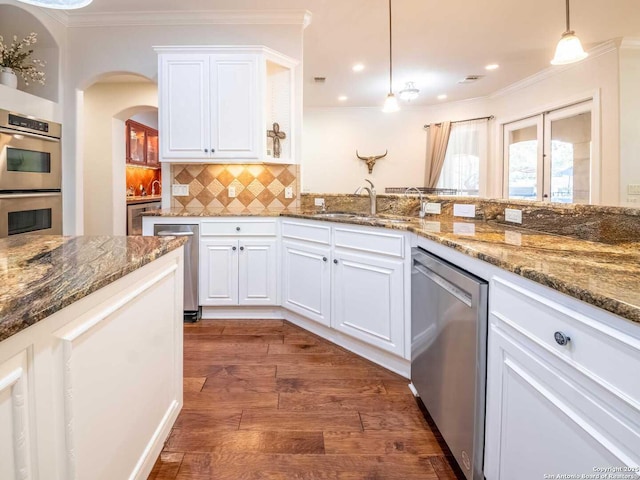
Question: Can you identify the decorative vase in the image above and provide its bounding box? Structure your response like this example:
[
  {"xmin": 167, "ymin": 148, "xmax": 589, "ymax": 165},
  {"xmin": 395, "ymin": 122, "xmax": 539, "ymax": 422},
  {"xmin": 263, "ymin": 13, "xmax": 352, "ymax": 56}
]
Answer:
[{"xmin": 0, "ymin": 67, "xmax": 18, "ymax": 89}]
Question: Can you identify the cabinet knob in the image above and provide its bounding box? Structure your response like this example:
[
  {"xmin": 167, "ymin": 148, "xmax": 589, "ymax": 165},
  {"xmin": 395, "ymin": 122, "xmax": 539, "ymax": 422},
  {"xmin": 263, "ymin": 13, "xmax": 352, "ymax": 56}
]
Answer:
[
  {"xmin": 333, "ymin": 259, "xmax": 338, "ymax": 264},
  {"xmin": 204, "ymin": 148, "xmax": 208, "ymax": 153},
  {"xmin": 212, "ymin": 148, "xmax": 215, "ymax": 153},
  {"xmin": 240, "ymin": 246, "xmax": 245, "ymax": 251},
  {"xmin": 323, "ymin": 257, "xmax": 327, "ymax": 262},
  {"xmin": 236, "ymin": 226, "xmax": 241, "ymax": 232},
  {"xmin": 232, "ymin": 246, "xmax": 237, "ymax": 251},
  {"xmin": 554, "ymin": 331, "xmax": 571, "ymax": 346}
]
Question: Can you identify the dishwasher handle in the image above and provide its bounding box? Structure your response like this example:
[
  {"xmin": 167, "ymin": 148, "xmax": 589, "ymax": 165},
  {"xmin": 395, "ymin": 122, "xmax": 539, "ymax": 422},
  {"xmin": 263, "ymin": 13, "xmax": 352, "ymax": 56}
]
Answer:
[
  {"xmin": 156, "ymin": 231, "xmax": 194, "ymax": 237},
  {"xmin": 413, "ymin": 262, "xmax": 473, "ymax": 308}
]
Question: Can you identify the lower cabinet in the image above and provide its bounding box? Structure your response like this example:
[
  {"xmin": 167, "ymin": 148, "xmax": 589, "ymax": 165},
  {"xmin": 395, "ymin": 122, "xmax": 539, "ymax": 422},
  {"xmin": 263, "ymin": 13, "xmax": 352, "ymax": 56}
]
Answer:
[
  {"xmin": 282, "ymin": 240, "xmax": 331, "ymax": 326},
  {"xmin": 332, "ymin": 250, "xmax": 405, "ymax": 356},
  {"xmin": 484, "ymin": 276, "xmax": 640, "ymax": 480},
  {"xmin": 200, "ymin": 238, "xmax": 277, "ymax": 306}
]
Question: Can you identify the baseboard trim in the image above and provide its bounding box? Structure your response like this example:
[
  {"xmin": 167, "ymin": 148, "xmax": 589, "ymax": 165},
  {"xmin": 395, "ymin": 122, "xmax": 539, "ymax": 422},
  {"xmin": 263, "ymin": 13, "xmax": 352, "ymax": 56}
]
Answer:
[{"xmin": 201, "ymin": 306, "xmax": 285, "ymax": 319}]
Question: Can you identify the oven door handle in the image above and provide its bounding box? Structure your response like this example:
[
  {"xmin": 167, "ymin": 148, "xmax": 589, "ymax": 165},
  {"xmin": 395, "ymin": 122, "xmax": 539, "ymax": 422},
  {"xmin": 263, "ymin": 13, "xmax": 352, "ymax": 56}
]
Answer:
[
  {"xmin": 0, "ymin": 127, "xmax": 60, "ymax": 142},
  {"xmin": 156, "ymin": 231, "xmax": 194, "ymax": 237}
]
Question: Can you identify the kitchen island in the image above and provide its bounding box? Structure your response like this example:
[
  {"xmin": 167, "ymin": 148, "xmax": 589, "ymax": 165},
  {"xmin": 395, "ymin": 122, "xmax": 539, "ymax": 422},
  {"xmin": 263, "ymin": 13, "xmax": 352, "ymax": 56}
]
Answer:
[{"xmin": 0, "ymin": 235, "xmax": 186, "ymax": 480}]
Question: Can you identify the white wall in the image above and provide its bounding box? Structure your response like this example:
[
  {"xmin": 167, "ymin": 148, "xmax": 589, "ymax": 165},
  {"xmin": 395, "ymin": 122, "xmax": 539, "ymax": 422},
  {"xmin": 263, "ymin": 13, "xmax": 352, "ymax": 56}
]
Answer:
[
  {"xmin": 302, "ymin": 99, "xmax": 490, "ymax": 193},
  {"xmin": 131, "ymin": 111, "xmax": 158, "ymax": 130},
  {"xmin": 619, "ymin": 41, "xmax": 640, "ymax": 206},
  {"xmin": 82, "ymin": 82, "xmax": 158, "ymax": 236},
  {"xmin": 66, "ymin": 23, "xmax": 304, "ymax": 234}
]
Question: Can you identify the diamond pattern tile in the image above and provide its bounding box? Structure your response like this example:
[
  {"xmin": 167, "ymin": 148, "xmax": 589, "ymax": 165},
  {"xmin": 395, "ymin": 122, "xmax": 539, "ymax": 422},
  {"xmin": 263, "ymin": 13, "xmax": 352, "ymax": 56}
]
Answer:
[
  {"xmin": 267, "ymin": 179, "xmax": 285, "ymax": 196},
  {"xmin": 237, "ymin": 169, "xmax": 255, "ymax": 187},
  {"xmin": 196, "ymin": 168, "xmax": 215, "ymax": 188},
  {"xmin": 216, "ymin": 169, "xmax": 235, "ymax": 187},
  {"xmin": 174, "ymin": 168, "xmax": 194, "ymax": 185}
]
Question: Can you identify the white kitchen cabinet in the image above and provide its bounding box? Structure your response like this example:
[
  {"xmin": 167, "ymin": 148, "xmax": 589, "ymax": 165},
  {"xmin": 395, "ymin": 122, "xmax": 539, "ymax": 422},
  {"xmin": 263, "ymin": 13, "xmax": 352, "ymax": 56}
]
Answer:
[
  {"xmin": 484, "ymin": 276, "xmax": 640, "ymax": 480},
  {"xmin": 157, "ymin": 46, "xmax": 298, "ymax": 163},
  {"xmin": 282, "ymin": 240, "xmax": 332, "ymax": 327},
  {"xmin": 332, "ymin": 250, "xmax": 405, "ymax": 356},
  {"xmin": 199, "ymin": 219, "xmax": 278, "ymax": 307}
]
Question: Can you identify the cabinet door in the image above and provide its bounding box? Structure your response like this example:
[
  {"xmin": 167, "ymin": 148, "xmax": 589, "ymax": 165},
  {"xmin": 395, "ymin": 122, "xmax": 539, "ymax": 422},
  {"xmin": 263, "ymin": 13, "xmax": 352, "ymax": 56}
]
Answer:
[
  {"xmin": 199, "ymin": 239, "xmax": 238, "ymax": 305},
  {"xmin": 160, "ymin": 54, "xmax": 210, "ymax": 159},
  {"xmin": 210, "ymin": 54, "xmax": 261, "ymax": 159},
  {"xmin": 332, "ymin": 251, "xmax": 404, "ymax": 355},
  {"xmin": 238, "ymin": 239, "xmax": 277, "ymax": 305},
  {"xmin": 146, "ymin": 129, "xmax": 159, "ymax": 167},
  {"xmin": 126, "ymin": 120, "xmax": 147, "ymax": 165},
  {"xmin": 484, "ymin": 328, "xmax": 632, "ymax": 480},
  {"xmin": 282, "ymin": 240, "xmax": 331, "ymax": 326}
]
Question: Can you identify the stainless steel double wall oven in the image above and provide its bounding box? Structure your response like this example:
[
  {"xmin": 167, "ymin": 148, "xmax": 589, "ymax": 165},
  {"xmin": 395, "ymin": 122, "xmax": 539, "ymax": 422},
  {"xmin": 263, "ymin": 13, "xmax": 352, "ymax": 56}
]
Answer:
[{"xmin": 0, "ymin": 109, "xmax": 62, "ymax": 237}]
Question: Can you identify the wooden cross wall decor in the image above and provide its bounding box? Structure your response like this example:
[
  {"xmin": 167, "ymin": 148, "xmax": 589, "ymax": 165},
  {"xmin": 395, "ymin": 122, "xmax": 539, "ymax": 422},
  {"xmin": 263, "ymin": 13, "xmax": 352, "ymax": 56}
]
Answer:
[{"xmin": 267, "ymin": 122, "xmax": 286, "ymax": 158}]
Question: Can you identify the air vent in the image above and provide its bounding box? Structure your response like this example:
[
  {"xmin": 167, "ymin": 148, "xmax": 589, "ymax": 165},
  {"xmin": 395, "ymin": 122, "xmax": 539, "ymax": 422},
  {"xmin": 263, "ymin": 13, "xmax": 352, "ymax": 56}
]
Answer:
[
  {"xmin": 458, "ymin": 75, "xmax": 484, "ymax": 84},
  {"xmin": 313, "ymin": 77, "xmax": 326, "ymax": 83}
]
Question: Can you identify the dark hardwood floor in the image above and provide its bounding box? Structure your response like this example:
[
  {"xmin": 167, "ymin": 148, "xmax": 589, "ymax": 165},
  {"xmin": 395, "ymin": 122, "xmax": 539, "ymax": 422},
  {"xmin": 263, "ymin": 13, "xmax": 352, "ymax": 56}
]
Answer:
[{"xmin": 148, "ymin": 319, "xmax": 464, "ymax": 480}]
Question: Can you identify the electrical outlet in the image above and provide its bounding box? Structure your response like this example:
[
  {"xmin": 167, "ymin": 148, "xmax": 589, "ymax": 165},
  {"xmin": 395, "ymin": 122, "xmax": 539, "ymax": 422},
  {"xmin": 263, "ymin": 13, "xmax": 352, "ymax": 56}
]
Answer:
[
  {"xmin": 228, "ymin": 186, "xmax": 236, "ymax": 198},
  {"xmin": 504, "ymin": 208, "xmax": 523, "ymax": 224},
  {"xmin": 424, "ymin": 202, "xmax": 441, "ymax": 215},
  {"xmin": 453, "ymin": 204, "xmax": 476, "ymax": 218},
  {"xmin": 285, "ymin": 187, "xmax": 294, "ymax": 199},
  {"xmin": 628, "ymin": 184, "xmax": 640, "ymax": 195},
  {"xmin": 314, "ymin": 198, "xmax": 325, "ymax": 207},
  {"xmin": 172, "ymin": 184, "xmax": 189, "ymax": 196}
]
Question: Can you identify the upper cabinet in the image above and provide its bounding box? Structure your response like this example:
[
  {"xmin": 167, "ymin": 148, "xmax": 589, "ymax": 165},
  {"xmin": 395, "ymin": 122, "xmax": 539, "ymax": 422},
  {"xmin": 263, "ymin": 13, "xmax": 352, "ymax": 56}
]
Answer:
[
  {"xmin": 126, "ymin": 120, "xmax": 160, "ymax": 168},
  {"xmin": 156, "ymin": 46, "xmax": 298, "ymax": 164}
]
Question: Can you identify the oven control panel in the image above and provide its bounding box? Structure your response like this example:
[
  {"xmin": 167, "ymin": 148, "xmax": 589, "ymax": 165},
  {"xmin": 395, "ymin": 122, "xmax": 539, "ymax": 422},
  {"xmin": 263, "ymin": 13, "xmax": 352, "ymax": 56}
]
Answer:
[{"xmin": 8, "ymin": 114, "xmax": 49, "ymax": 133}]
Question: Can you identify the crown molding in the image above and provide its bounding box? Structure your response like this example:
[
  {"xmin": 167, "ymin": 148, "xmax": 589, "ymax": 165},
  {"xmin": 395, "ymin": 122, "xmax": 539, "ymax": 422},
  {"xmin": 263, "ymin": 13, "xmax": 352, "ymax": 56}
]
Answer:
[
  {"xmin": 620, "ymin": 37, "xmax": 640, "ymax": 49},
  {"xmin": 46, "ymin": 9, "xmax": 312, "ymax": 28},
  {"xmin": 153, "ymin": 45, "xmax": 299, "ymax": 66},
  {"xmin": 490, "ymin": 39, "xmax": 619, "ymax": 99}
]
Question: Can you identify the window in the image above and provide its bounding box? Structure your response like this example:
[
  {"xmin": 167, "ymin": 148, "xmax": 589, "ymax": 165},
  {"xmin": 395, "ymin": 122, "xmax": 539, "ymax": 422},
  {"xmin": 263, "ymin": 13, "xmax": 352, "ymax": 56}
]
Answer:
[
  {"xmin": 503, "ymin": 101, "xmax": 593, "ymax": 203},
  {"xmin": 437, "ymin": 119, "xmax": 486, "ymax": 196}
]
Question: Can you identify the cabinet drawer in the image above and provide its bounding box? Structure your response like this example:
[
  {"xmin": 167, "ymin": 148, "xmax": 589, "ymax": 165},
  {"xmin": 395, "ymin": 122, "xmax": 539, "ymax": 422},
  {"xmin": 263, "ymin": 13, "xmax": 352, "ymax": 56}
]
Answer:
[
  {"xmin": 334, "ymin": 226, "xmax": 405, "ymax": 258},
  {"xmin": 201, "ymin": 219, "xmax": 277, "ymax": 236},
  {"xmin": 281, "ymin": 220, "xmax": 331, "ymax": 245},
  {"xmin": 490, "ymin": 276, "xmax": 640, "ymax": 402}
]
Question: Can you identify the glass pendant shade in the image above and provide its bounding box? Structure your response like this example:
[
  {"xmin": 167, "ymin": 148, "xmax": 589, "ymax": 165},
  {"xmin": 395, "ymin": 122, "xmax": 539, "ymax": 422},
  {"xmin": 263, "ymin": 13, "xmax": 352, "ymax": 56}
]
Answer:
[
  {"xmin": 399, "ymin": 81, "xmax": 420, "ymax": 101},
  {"xmin": 15, "ymin": 0, "xmax": 93, "ymax": 9},
  {"xmin": 382, "ymin": 93, "xmax": 400, "ymax": 113},
  {"xmin": 551, "ymin": 31, "xmax": 588, "ymax": 65}
]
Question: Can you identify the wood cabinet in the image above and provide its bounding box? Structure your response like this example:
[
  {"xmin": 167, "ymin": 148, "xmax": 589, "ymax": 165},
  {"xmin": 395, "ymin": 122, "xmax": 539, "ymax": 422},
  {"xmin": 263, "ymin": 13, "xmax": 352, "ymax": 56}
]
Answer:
[
  {"xmin": 156, "ymin": 46, "xmax": 298, "ymax": 163},
  {"xmin": 126, "ymin": 119, "xmax": 159, "ymax": 168},
  {"xmin": 199, "ymin": 219, "xmax": 278, "ymax": 306},
  {"xmin": 484, "ymin": 275, "xmax": 640, "ymax": 479}
]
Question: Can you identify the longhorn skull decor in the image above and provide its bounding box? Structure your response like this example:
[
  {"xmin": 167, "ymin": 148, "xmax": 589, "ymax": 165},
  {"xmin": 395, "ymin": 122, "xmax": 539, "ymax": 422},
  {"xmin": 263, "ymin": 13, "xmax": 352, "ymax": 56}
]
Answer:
[{"xmin": 356, "ymin": 150, "xmax": 388, "ymax": 174}]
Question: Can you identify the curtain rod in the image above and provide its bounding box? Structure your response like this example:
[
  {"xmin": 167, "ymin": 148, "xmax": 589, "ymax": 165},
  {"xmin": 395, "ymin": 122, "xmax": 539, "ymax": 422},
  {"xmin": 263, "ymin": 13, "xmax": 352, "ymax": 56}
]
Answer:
[{"xmin": 423, "ymin": 115, "xmax": 494, "ymax": 129}]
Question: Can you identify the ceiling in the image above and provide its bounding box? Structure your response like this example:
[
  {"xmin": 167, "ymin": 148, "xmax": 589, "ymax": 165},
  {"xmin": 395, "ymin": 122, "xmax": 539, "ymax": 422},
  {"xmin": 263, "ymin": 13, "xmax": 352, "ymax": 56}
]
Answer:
[{"xmin": 74, "ymin": 0, "xmax": 640, "ymax": 107}]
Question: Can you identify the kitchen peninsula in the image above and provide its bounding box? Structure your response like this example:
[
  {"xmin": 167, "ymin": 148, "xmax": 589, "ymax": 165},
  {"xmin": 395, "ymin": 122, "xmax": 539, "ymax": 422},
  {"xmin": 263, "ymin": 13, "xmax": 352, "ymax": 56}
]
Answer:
[{"xmin": 0, "ymin": 235, "xmax": 186, "ymax": 480}]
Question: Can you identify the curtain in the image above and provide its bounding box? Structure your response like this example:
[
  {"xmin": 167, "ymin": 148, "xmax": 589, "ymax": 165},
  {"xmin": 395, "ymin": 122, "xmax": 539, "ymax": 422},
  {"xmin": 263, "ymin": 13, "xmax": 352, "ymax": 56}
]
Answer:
[
  {"xmin": 437, "ymin": 119, "xmax": 486, "ymax": 196},
  {"xmin": 424, "ymin": 121, "xmax": 452, "ymax": 188}
]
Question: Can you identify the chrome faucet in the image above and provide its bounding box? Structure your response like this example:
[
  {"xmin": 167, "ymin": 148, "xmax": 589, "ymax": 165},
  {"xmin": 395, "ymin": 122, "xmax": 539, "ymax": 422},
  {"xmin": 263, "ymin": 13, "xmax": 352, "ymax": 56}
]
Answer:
[
  {"xmin": 151, "ymin": 180, "xmax": 161, "ymax": 196},
  {"xmin": 405, "ymin": 187, "xmax": 426, "ymax": 218},
  {"xmin": 359, "ymin": 179, "xmax": 376, "ymax": 215}
]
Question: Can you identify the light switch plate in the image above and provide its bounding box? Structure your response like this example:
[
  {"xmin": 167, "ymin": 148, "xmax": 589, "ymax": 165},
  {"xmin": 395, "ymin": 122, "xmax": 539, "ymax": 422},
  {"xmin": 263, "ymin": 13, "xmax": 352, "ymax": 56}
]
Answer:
[
  {"xmin": 453, "ymin": 204, "xmax": 476, "ymax": 218},
  {"xmin": 424, "ymin": 202, "xmax": 441, "ymax": 214},
  {"xmin": 228, "ymin": 186, "xmax": 236, "ymax": 198},
  {"xmin": 314, "ymin": 198, "xmax": 325, "ymax": 207},
  {"xmin": 504, "ymin": 208, "xmax": 523, "ymax": 224},
  {"xmin": 285, "ymin": 187, "xmax": 294, "ymax": 199},
  {"xmin": 172, "ymin": 184, "xmax": 189, "ymax": 196}
]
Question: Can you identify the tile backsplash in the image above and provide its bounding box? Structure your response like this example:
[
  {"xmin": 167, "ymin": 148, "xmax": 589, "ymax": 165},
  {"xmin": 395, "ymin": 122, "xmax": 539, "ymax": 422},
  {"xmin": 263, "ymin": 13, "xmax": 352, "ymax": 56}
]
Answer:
[
  {"xmin": 126, "ymin": 166, "xmax": 162, "ymax": 197},
  {"xmin": 171, "ymin": 164, "xmax": 299, "ymax": 210}
]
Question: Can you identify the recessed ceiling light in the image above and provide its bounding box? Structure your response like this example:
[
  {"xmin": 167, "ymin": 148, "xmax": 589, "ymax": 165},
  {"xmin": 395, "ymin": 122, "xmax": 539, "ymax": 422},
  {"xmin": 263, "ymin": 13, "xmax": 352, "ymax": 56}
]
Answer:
[
  {"xmin": 338, "ymin": 95, "xmax": 348, "ymax": 102},
  {"xmin": 485, "ymin": 64, "xmax": 500, "ymax": 71},
  {"xmin": 352, "ymin": 63, "xmax": 365, "ymax": 72},
  {"xmin": 437, "ymin": 94, "xmax": 448, "ymax": 100}
]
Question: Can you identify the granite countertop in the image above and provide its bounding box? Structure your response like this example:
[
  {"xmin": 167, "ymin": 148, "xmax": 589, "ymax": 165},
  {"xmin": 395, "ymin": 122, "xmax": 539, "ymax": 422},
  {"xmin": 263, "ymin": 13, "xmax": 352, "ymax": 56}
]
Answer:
[
  {"xmin": 143, "ymin": 206, "xmax": 304, "ymax": 217},
  {"xmin": 282, "ymin": 213, "xmax": 640, "ymax": 325},
  {"xmin": 0, "ymin": 235, "xmax": 188, "ymax": 342},
  {"xmin": 127, "ymin": 195, "xmax": 162, "ymax": 205}
]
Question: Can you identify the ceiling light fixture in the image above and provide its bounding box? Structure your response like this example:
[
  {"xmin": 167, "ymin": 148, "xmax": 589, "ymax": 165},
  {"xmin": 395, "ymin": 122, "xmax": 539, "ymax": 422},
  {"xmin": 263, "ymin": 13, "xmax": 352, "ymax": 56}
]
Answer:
[
  {"xmin": 382, "ymin": 0, "xmax": 399, "ymax": 113},
  {"xmin": 485, "ymin": 64, "xmax": 499, "ymax": 71},
  {"xmin": 437, "ymin": 94, "xmax": 448, "ymax": 100},
  {"xmin": 15, "ymin": 0, "xmax": 92, "ymax": 9},
  {"xmin": 352, "ymin": 63, "xmax": 365, "ymax": 72},
  {"xmin": 551, "ymin": 0, "xmax": 588, "ymax": 65},
  {"xmin": 399, "ymin": 81, "xmax": 420, "ymax": 101}
]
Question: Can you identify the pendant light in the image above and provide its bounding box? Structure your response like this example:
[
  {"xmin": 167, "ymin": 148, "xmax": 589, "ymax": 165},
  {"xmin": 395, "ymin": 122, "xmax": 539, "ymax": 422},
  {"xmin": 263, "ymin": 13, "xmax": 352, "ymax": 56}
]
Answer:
[
  {"xmin": 15, "ymin": 0, "xmax": 92, "ymax": 9},
  {"xmin": 551, "ymin": 0, "xmax": 588, "ymax": 65},
  {"xmin": 382, "ymin": 0, "xmax": 399, "ymax": 113},
  {"xmin": 399, "ymin": 81, "xmax": 420, "ymax": 101}
]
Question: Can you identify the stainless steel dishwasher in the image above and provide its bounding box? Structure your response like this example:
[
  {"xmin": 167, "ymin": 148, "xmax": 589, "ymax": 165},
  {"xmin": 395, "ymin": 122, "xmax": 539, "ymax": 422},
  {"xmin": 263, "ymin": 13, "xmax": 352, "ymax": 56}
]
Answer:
[
  {"xmin": 154, "ymin": 224, "xmax": 201, "ymax": 322},
  {"xmin": 411, "ymin": 247, "xmax": 488, "ymax": 480}
]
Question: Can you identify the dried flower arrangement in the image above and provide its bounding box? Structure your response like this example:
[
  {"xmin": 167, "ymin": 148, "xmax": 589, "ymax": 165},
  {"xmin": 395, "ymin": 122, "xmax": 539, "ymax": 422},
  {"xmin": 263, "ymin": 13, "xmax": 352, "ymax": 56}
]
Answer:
[{"xmin": 0, "ymin": 33, "xmax": 46, "ymax": 86}]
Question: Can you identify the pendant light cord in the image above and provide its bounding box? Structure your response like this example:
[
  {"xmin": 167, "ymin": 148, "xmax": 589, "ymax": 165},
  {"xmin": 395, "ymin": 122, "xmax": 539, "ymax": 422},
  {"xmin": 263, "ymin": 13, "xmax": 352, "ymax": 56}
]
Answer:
[
  {"xmin": 388, "ymin": 0, "xmax": 393, "ymax": 95},
  {"xmin": 565, "ymin": 0, "xmax": 571, "ymax": 33}
]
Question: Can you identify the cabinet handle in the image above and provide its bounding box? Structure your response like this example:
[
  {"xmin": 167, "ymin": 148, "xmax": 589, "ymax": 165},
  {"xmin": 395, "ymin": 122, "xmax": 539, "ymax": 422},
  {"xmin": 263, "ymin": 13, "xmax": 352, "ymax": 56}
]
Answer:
[
  {"xmin": 322, "ymin": 257, "xmax": 327, "ymax": 262},
  {"xmin": 333, "ymin": 259, "xmax": 338, "ymax": 264},
  {"xmin": 232, "ymin": 246, "xmax": 237, "ymax": 251},
  {"xmin": 554, "ymin": 331, "xmax": 571, "ymax": 346},
  {"xmin": 236, "ymin": 227, "xmax": 241, "ymax": 232},
  {"xmin": 240, "ymin": 246, "xmax": 245, "ymax": 251}
]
